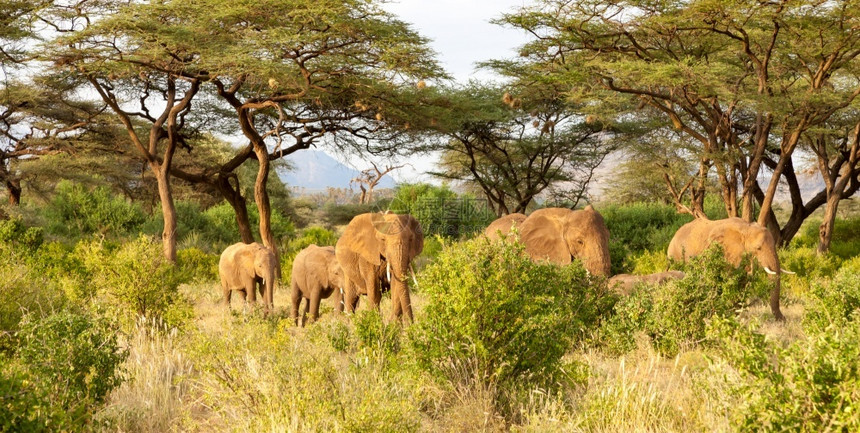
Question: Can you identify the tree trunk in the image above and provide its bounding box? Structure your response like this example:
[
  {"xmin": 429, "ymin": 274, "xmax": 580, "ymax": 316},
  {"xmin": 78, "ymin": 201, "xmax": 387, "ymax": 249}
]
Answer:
[
  {"xmin": 6, "ymin": 179, "xmax": 21, "ymax": 206},
  {"xmin": 154, "ymin": 167, "xmax": 177, "ymax": 262},
  {"xmin": 818, "ymin": 194, "xmax": 840, "ymax": 254},
  {"xmin": 215, "ymin": 174, "xmax": 254, "ymax": 243},
  {"xmin": 251, "ymin": 146, "xmax": 279, "ymax": 276}
]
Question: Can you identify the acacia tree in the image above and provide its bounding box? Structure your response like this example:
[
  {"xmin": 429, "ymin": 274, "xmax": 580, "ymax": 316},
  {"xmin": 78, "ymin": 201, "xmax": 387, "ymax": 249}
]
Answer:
[
  {"xmin": 430, "ymin": 82, "xmax": 617, "ymax": 215},
  {"xmin": 502, "ymin": 0, "xmax": 860, "ymax": 245},
  {"xmin": 0, "ymin": 80, "xmax": 109, "ymax": 205},
  {"xmin": 185, "ymin": 0, "xmax": 443, "ymax": 255},
  {"xmin": 351, "ymin": 162, "xmax": 406, "ymax": 204}
]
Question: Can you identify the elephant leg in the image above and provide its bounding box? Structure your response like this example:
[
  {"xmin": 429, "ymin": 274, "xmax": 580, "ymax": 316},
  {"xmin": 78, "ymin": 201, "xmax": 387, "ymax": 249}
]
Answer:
[
  {"xmin": 309, "ymin": 292, "xmax": 322, "ymax": 324},
  {"xmin": 290, "ymin": 283, "xmax": 302, "ymax": 326},
  {"xmin": 391, "ymin": 287, "xmax": 402, "ymax": 318},
  {"xmin": 300, "ymin": 298, "xmax": 309, "ymax": 327},
  {"xmin": 222, "ymin": 285, "xmax": 232, "ymax": 309},
  {"xmin": 246, "ymin": 280, "xmax": 257, "ymax": 304},
  {"xmin": 364, "ymin": 271, "xmax": 381, "ymax": 310},
  {"xmin": 399, "ymin": 287, "xmax": 414, "ymax": 323}
]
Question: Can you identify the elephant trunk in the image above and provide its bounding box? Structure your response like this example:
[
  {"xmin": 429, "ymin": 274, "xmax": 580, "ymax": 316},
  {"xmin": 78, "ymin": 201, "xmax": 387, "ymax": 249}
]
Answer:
[
  {"xmin": 585, "ymin": 243, "xmax": 612, "ymax": 277},
  {"xmin": 263, "ymin": 269, "xmax": 275, "ymax": 312},
  {"xmin": 757, "ymin": 249, "xmax": 784, "ymax": 321},
  {"xmin": 388, "ymin": 249, "xmax": 414, "ymax": 323}
]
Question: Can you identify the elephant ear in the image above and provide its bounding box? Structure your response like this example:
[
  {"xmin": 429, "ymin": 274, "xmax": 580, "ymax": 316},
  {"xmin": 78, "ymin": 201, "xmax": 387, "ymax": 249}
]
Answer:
[
  {"xmin": 706, "ymin": 224, "xmax": 745, "ymax": 265},
  {"xmin": 341, "ymin": 213, "xmax": 383, "ymax": 266},
  {"xmin": 519, "ymin": 208, "xmax": 572, "ymax": 265}
]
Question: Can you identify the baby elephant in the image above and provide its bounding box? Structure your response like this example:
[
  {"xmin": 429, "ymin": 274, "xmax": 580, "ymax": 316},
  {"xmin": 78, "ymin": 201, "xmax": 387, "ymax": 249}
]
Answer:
[
  {"xmin": 607, "ymin": 271, "xmax": 686, "ymax": 296},
  {"xmin": 290, "ymin": 245, "xmax": 344, "ymax": 326}
]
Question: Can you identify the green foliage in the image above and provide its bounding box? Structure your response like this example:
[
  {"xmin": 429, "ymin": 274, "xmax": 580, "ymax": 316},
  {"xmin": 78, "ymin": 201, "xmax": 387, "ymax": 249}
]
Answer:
[
  {"xmin": 601, "ymin": 202, "xmax": 693, "ymax": 274},
  {"xmin": 0, "ymin": 243, "xmax": 70, "ymax": 346},
  {"xmin": 74, "ymin": 236, "xmax": 192, "ymax": 331},
  {"xmin": 409, "ymin": 236, "xmax": 612, "ymax": 389},
  {"xmin": 43, "ymin": 181, "xmax": 146, "ymax": 238},
  {"xmin": 602, "ymin": 246, "xmax": 766, "ymax": 355},
  {"xmin": 5, "ymin": 311, "xmax": 127, "ymax": 431},
  {"xmin": 176, "ymin": 247, "xmax": 219, "ymax": 283},
  {"xmin": 803, "ymin": 268, "xmax": 860, "ymax": 332},
  {"xmin": 0, "ymin": 217, "xmax": 43, "ymax": 249},
  {"xmin": 390, "ymin": 183, "xmax": 494, "ymax": 239},
  {"xmin": 355, "ymin": 310, "xmax": 402, "ymax": 356},
  {"xmin": 794, "ymin": 216, "xmax": 860, "ymax": 258},
  {"xmin": 778, "ymin": 246, "xmax": 843, "ymax": 298},
  {"xmin": 143, "ymin": 201, "xmax": 297, "ymax": 253},
  {"xmin": 322, "ymin": 201, "xmax": 381, "ymax": 226},
  {"xmin": 707, "ymin": 316, "xmax": 860, "ymax": 431}
]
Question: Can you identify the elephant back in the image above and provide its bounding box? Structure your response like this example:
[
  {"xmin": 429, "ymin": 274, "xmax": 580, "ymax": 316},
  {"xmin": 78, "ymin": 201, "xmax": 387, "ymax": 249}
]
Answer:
[{"xmin": 484, "ymin": 213, "xmax": 527, "ymax": 240}]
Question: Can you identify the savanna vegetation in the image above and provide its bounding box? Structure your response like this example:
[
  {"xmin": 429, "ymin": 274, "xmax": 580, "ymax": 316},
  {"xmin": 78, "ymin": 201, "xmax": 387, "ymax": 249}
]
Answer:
[{"xmin": 3, "ymin": 0, "xmax": 860, "ymax": 432}]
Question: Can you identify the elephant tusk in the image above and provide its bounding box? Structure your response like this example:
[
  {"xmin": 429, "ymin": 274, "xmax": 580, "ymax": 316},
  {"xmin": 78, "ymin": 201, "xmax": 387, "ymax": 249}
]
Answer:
[
  {"xmin": 386, "ymin": 262, "xmax": 391, "ymax": 282},
  {"xmin": 781, "ymin": 269, "xmax": 796, "ymax": 275},
  {"xmin": 410, "ymin": 264, "xmax": 418, "ymax": 286},
  {"xmin": 340, "ymin": 287, "xmax": 344, "ymax": 307},
  {"xmin": 763, "ymin": 266, "xmax": 778, "ymax": 275}
]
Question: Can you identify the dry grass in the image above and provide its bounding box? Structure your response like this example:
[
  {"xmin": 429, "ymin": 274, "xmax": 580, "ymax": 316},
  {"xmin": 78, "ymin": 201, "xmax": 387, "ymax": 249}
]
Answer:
[{"xmin": 98, "ymin": 279, "xmax": 810, "ymax": 432}]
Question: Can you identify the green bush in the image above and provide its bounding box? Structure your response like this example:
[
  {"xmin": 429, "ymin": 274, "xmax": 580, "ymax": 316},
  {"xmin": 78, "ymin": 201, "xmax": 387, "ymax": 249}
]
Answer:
[
  {"xmin": 707, "ymin": 316, "xmax": 860, "ymax": 431},
  {"xmin": 355, "ymin": 310, "xmax": 401, "ymax": 356},
  {"xmin": 176, "ymin": 247, "xmax": 219, "ymax": 283},
  {"xmin": 602, "ymin": 246, "xmax": 767, "ymax": 355},
  {"xmin": 409, "ymin": 237, "xmax": 612, "ymax": 390},
  {"xmin": 8, "ymin": 311, "xmax": 127, "ymax": 431},
  {"xmin": 804, "ymin": 268, "xmax": 860, "ymax": 332},
  {"xmin": 390, "ymin": 183, "xmax": 495, "ymax": 239},
  {"xmin": 0, "ymin": 244, "xmax": 70, "ymax": 347},
  {"xmin": 778, "ymin": 246, "xmax": 842, "ymax": 298},
  {"xmin": 601, "ymin": 202, "xmax": 693, "ymax": 274},
  {"xmin": 0, "ymin": 217, "xmax": 43, "ymax": 249},
  {"xmin": 43, "ymin": 181, "xmax": 146, "ymax": 238},
  {"xmin": 793, "ymin": 216, "xmax": 860, "ymax": 259},
  {"xmin": 143, "ymin": 201, "xmax": 297, "ymax": 253},
  {"xmin": 73, "ymin": 236, "xmax": 192, "ymax": 331}
]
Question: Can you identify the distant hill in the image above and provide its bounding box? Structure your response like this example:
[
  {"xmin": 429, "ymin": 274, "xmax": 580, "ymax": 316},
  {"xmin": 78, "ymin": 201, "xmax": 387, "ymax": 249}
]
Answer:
[{"xmin": 278, "ymin": 150, "xmax": 396, "ymax": 192}]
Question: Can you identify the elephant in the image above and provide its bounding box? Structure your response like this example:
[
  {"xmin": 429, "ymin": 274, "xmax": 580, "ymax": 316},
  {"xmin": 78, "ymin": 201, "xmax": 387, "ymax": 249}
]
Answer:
[
  {"xmin": 335, "ymin": 257, "xmax": 393, "ymax": 314},
  {"xmin": 485, "ymin": 206, "xmax": 612, "ymax": 276},
  {"xmin": 335, "ymin": 212, "xmax": 423, "ymax": 322},
  {"xmin": 667, "ymin": 217, "xmax": 792, "ymax": 320},
  {"xmin": 484, "ymin": 213, "xmax": 527, "ymax": 241},
  {"xmin": 290, "ymin": 245, "xmax": 344, "ymax": 326},
  {"xmin": 607, "ymin": 271, "xmax": 686, "ymax": 296},
  {"xmin": 218, "ymin": 242, "xmax": 278, "ymax": 312}
]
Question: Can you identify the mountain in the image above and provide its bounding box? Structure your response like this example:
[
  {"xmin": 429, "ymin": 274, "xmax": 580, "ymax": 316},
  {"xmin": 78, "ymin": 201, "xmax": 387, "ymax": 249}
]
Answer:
[{"xmin": 278, "ymin": 150, "xmax": 396, "ymax": 192}]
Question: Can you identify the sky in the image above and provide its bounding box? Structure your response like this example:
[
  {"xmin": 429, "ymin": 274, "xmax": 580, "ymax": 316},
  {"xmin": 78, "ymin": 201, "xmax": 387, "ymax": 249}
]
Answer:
[{"xmin": 333, "ymin": 0, "xmax": 534, "ymax": 183}]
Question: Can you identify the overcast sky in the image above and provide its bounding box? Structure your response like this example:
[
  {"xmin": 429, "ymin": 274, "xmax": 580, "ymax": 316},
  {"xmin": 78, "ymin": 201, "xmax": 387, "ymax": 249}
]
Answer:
[{"xmin": 335, "ymin": 0, "xmax": 534, "ymax": 182}]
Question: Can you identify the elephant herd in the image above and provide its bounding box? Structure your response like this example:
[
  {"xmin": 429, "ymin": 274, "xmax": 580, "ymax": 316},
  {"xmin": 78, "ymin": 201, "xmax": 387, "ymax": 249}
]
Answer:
[
  {"xmin": 218, "ymin": 212, "xmax": 423, "ymax": 326},
  {"xmin": 217, "ymin": 206, "xmax": 792, "ymax": 325}
]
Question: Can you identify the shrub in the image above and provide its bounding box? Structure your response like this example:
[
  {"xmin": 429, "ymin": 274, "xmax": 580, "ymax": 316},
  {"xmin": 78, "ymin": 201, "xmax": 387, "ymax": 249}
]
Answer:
[
  {"xmin": 707, "ymin": 316, "xmax": 860, "ymax": 431},
  {"xmin": 43, "ymin": 181, "xmax": 146, "ymax": 238},
  {"xmin": 390, "ymin": 183, "xmax": 495, "ymax": 239},
  {"xmin": 601, "ymin": 202, "xmax": 693, "ymax": 274},
  {"xmin": 409, "ymin": 236, "xmax": 612, "ymax": 390},
  {"xmin": 602, "ymin": 245, "xmax": 767, "ymax": 355},
  {"xmin": 176, "ymin": 247, "xmax": 219, "ymax": 283},
  {"xmin": 803, "ymin": 268, "xmax": 860, "ymax": 332},
  {"xmin": 0, "ymin": 244, "xmax": 69, "ymax": 347},
  {"xmin": 0, "ymin": 217, "xmax": 43, "ymax": 249},
  {"xmin": 355, "ymin": 310, "xmax": 401, "ymax": 356},
  {"xmin": 793, "ymin": 216, "xmax": 860, "ymax": 259},
  {"xmin": 74, "ymin": 236, "xmax": 192, "ymax": 331},
  {"xmin": 10, "ymin": 311, "xmax": 127, "ymax": 431},
  {"xmin": 778, "ymin": 246, "xmax": 842, "ymax": 298}
]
